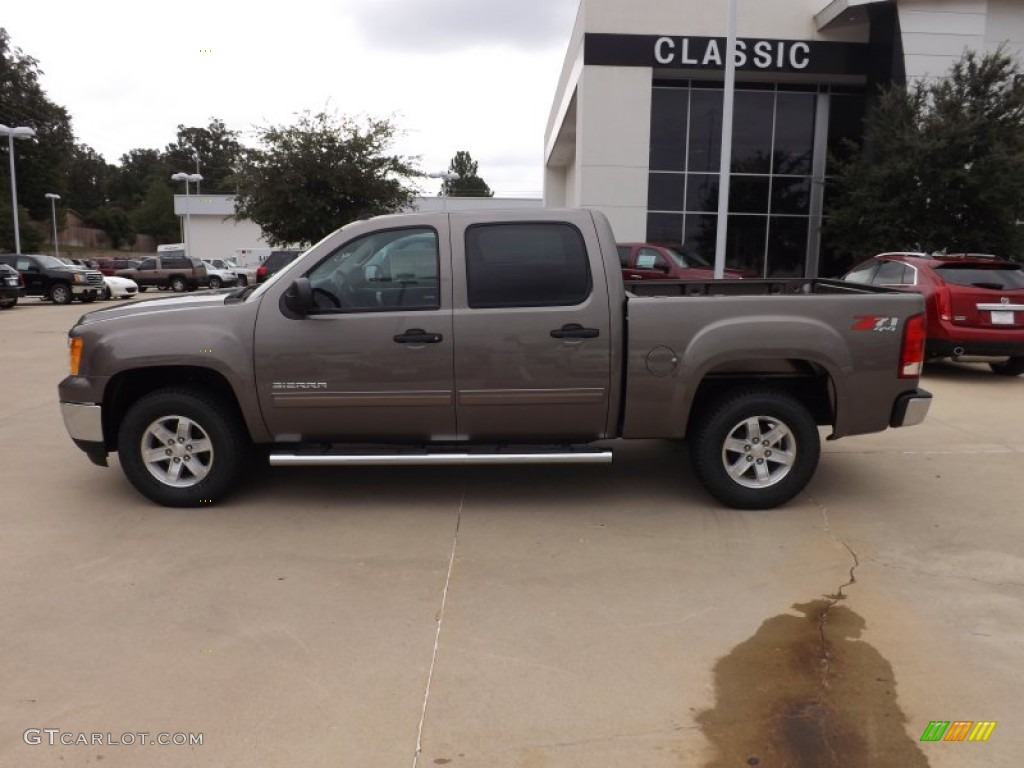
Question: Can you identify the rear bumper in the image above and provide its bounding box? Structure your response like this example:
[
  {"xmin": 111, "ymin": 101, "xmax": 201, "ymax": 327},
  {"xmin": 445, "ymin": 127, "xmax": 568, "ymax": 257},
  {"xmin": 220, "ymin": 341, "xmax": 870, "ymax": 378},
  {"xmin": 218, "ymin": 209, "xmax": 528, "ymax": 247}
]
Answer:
[
  {"xmin": 928, "ymin": 338, "xmax": 1024, "ymax": 358},
  {"xmin": 891, "ymin": 389, "xmax": 932, "ymax": 428}
]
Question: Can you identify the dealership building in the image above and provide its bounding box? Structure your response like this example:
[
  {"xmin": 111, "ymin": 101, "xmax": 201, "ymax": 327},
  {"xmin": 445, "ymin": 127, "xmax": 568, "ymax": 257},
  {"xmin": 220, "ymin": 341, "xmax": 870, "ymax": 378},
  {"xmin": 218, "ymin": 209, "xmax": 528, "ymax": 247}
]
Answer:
[{"xmin": 545, "ymin": 0, "xmax": 1024, "ymax": 277}]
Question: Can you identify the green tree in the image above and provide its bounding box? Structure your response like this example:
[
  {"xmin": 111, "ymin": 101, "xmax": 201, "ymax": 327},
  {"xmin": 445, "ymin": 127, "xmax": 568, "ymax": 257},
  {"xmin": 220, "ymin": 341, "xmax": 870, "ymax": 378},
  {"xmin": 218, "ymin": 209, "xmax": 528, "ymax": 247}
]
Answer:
[
  {"xmin": 233, "ymin": 111, "xmax": 419, "ymax": 246},
  {"xmin": 164, "ymin": 118, "xmax": 242, "ymax": 194},
  {"xmin": 88, "ymin": 205, "xmax": 134, "ymax": 249},
  {"xmin": 129, "ymin": 178, "xmax": 180, "ymax": 243},
  {"xmin": 64, "ymin": 142, "xmax": 115, "ymax": 214},
  {"xmin": 108, "ymin": 148, "xmax": 171, "ymax": 210},
  {"xmin": 826, "ymin": 48, "xmax": 1024, "ymax": 268},
  {"xmin": 0, "ymin": 27, "xmax": 75, "ymax": 249},
  {"xmin": 441, "ymin": 150, "xmax": 494, "ymax": 197}
]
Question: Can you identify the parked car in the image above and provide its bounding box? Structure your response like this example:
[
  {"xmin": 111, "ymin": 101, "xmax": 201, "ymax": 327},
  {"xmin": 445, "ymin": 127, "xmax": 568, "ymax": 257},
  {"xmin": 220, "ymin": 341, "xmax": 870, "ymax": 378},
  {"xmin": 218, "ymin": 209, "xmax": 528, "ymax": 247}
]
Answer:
[
  {"xmin": 843, "ymin": 252, "xmax": 1024, "ymax": 375},
  {"xmin": 618, "ymin": 242, "xmax": 748, "ymax": 280},
  {"xmin": 200, "ymin": 260, "xmax": 240, "ymax": 290},
  {"xmin": 209, "ymin": 258, "xmax": 256, "ymax": 286},
  {"xmin": 115, "ymin": 253, "xmax": 208, "ymax": 293},
  {"xmin": 59, "ymin": 209, "xmax": 931, "ymax": 509},
  {"xmin": 0, "ymin": 262, "xmax": 23, "ymax": 309},
  {"xmin": 256, "ymin": 250, "xmax": 302, "ymax": 283},
  {"xmin": 100, "ymin": 275, "xmax": 139, "ymax": 300},
  {"xmin": 0, "ymin": 253, "xmax": 103, "ymax": 304},
  {"xmin": 93, "ymin": 257, "xmax": 142, "ymax": 276}
]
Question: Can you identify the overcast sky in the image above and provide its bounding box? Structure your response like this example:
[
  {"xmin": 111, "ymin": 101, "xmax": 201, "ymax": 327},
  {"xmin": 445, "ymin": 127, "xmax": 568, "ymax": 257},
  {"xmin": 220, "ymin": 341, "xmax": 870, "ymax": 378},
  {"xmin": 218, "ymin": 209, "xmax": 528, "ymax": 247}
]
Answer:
[{"xmin": 2, "ymin": 0, "xmax": 580, "ymax": 197}]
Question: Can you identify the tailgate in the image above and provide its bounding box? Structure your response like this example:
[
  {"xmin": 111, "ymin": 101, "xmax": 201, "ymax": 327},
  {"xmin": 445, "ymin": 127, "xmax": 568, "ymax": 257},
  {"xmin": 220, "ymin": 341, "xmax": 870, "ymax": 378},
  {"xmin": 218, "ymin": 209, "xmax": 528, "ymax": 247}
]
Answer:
[{"xmin": 938, "ymin": 264, "xmax": 1024, "ymax": 328}]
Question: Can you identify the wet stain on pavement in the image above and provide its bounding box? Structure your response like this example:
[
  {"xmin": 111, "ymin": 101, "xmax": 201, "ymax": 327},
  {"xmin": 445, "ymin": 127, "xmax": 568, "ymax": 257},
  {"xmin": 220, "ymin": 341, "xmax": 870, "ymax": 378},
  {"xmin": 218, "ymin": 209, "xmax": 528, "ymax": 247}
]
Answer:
[{"xmin": 696, "ymin": 599, "xmax": 929, "ymax": 767}]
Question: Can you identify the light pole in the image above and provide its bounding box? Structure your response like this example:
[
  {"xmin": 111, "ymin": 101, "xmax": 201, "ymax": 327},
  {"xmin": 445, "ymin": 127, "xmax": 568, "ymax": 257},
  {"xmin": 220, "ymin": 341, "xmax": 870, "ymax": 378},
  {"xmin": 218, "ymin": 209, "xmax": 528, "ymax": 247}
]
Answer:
[
  {"xmin": 0, "ymin": 124, "xmax": 38, "ymax": 254},
  {"xmin": 171, "ymin": 172, "xmax": 203, "ymax": 257},
  {"xmin": 45, "ymin": 193, "xmax": 61, "ymax": 257},
  {"xmin": 427, "ymin": 171, "xmax": 461, "ymax": 211}
]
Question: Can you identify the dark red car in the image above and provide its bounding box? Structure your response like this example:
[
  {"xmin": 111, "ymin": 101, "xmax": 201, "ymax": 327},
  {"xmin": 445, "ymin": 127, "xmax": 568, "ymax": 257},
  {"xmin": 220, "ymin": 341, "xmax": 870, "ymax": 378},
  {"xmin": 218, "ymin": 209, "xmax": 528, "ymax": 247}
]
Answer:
[
  {"xmin": 843, "ymin": 252, "xmax": 1024, "ymax": 376},
  {"xmin": 617, "ymin": 243, "xmax": 747, "ymax": 281}
]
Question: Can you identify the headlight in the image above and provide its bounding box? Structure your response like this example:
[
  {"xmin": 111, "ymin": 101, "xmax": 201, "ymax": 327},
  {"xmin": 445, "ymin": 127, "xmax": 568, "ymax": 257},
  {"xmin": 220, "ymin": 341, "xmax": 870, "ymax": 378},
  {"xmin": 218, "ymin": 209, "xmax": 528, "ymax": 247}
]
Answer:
[
  {"xmin": 69, "ymin": 337, "xmax": 83, "ymax": 375},
  {"xmin": 73, "ymin": 273, "xmax": 86, "ymax": 284}
]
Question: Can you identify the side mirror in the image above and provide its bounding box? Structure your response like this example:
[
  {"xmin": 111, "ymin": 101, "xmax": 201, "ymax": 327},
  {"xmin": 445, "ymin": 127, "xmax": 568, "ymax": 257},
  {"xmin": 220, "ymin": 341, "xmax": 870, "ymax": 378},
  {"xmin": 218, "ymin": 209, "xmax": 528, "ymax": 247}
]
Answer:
[
  {"xmin": 655, "ymin": 262, "xmax": 671, "ymax": 273},
  {"xmin": 284, "ymin": 277, "xmax": 313, "ymax": 315}
]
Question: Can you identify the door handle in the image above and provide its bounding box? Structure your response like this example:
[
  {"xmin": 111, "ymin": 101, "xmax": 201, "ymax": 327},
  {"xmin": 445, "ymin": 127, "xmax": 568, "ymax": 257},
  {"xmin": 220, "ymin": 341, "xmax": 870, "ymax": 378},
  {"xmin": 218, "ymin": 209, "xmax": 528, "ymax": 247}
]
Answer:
[
  {"xmin": 550, "ymin": 323, "xmax": 600, "ymax": 339},
  {"xmin": 394, "ymin": 329, "xmax": 443, "ymax": 344}
]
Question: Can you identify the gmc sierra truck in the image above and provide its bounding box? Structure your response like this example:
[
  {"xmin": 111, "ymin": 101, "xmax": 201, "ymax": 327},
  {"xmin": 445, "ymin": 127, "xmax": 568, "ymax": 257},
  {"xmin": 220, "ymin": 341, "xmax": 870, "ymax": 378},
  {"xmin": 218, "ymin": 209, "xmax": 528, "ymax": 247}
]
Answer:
[{"xmin": 58, "ymin": 209, "xmax": 932, "ymax": 509}]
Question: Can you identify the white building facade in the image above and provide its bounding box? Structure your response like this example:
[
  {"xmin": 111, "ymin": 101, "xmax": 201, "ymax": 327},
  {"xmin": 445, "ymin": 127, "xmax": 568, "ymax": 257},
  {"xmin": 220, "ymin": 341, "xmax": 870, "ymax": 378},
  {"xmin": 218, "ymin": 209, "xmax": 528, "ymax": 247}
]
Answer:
[{"xmin": 545, "ymin": 0, "xmax": 1024, "ymax": 277}]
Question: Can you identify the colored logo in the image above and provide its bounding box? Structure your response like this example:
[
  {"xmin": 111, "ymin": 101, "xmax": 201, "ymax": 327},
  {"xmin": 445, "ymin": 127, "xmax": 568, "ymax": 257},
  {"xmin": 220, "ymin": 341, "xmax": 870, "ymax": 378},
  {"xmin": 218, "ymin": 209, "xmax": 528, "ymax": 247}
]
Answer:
[{"xmin": 920, "ymin": 721, "xmax": 996, "ymax": 742}]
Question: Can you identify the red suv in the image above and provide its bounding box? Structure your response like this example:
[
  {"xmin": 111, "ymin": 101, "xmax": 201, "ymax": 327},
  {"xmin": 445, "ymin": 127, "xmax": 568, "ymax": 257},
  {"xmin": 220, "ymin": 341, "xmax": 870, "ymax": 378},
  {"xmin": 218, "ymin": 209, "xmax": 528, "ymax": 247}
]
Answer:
[
  {"xmin": 618, "ymin": 243, "xmax": 747, "ymax": 281},
  {"xmin": 843, "ymin": 252, "xmax": 1024, "ymax": 375}
]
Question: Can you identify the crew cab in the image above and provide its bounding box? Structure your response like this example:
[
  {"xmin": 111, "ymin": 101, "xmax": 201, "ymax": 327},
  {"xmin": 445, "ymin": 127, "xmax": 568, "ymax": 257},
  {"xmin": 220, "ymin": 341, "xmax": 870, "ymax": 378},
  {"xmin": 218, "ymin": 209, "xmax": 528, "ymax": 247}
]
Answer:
[
  {"xmin": 115, "ymin": 253, "xmax": 208, "ymax": 293},
  {"xmin": 59, "ymin": 209, "xmax": 931, "ymax": 509},
  {"xmin": 0, "ymin": 253, "xmax": 103, "ymax": 304},
  {"xmin": 844, "ymin": 252, "xmax": 1024, "ymax": 376}
]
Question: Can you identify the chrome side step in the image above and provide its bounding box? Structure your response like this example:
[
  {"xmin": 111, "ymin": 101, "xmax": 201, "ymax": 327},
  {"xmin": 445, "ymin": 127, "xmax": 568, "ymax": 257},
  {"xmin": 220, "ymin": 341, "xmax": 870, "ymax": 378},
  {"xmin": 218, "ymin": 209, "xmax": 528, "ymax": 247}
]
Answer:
[{"xmin": 269, "ymin": 447, "xmax": 613, "ymax": 467}]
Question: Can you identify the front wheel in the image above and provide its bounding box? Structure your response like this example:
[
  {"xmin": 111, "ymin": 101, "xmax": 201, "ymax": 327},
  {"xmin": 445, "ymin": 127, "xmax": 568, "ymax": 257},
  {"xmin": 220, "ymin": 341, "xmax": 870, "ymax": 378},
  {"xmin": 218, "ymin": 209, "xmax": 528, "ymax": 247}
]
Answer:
[
  {"xmin": 690, "ymin": 389, "xmax": 821, "ymax": 510},
  {"xmin": 0, "ymin": 298, "xmax": 15, "ymax": 309},
  {"xmin": 208, "ymin": 276, "xmax": 222, "ymax": 290},
  {"xmin": 989, "ymin": 357, "xmax": 1024, "ymax": 377},
  {"xmin": 117, "ymin": 388, "xmax": 249, "ymax": 507},
  {"xmin": 102, "ymin": 286, "xmax": 112, "ymax": 300},
  {"xmin": 49, "ymin": 283, "xmax": 73, "ymax": 305}
]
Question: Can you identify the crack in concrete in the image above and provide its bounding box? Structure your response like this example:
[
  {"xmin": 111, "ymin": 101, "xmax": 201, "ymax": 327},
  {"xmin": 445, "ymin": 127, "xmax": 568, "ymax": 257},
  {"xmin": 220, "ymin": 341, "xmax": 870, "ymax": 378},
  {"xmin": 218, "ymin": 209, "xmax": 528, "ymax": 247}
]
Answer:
[{"xmin": 817, "ymin": 505, "xmax": 860, "ymax": 690}]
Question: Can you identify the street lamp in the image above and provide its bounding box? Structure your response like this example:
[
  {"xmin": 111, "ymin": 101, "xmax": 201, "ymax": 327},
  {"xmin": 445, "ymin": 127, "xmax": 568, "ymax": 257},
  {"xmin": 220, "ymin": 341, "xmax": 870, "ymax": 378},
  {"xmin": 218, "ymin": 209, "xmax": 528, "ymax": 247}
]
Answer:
[
  {"xmin": 0, "ymin": 124, "xmax": 38, "ymax": 254},
  {"xmin": 171, "ymin": 172, "xmax": 203, "ymax": 257},
  {"xmin": 426, "ymin": 171, "xmax": 461, "ymax": 211},
  {"xmin": 45, "ymin": 193, "xmax": 61, "ymax": 257}
]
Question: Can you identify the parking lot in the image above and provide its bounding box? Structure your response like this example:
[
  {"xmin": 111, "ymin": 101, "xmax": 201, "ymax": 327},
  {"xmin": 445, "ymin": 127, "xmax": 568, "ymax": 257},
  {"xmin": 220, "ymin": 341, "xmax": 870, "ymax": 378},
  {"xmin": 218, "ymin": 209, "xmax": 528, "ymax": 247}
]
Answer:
[{"xmin": 2, "ymin": 296, "xmax": 1022, "ymax": 767}]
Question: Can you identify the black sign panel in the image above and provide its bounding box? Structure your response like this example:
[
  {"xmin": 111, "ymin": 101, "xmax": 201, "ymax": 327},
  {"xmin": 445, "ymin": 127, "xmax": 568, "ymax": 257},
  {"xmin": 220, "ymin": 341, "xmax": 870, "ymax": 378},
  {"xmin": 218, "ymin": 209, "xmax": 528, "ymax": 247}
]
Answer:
[{"xmin": 585, "ymin": 33, "xmax": 869, "ymax": 76}]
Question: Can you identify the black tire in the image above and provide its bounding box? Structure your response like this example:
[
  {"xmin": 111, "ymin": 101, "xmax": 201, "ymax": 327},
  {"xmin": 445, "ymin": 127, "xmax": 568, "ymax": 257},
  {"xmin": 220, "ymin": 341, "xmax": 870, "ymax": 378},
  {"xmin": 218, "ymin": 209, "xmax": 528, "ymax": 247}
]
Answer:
[
  {"xmin": 116, "ymin": 388, "xmax": 249, "ymax": 507},
  {"xmin": 102, "ymin": 286, "xmax": 112, "ymax": 300},
  {"xmin": 237, "ymin": 275, "xmax": 248, "ymax": 287},
  {"xmin": 170, "ymin": 276, "xmax": 187, "ymax": 293},
  {"xmin": 138, "ymin": 286, "xmax": 148, "ymax": 292},
  {"xmin": 49, "ymin": 283, "xmax": 73, "ymax": 305},
  {"xmin": 208, "ymin": 276, "xmax": 222, "ymax": 290},
  {"xmin": 989, "ymin": 357, "xmax": 1024, "ymax": 377},
  {"xmin": 690, "ymin": 389, "xmax": 821, "ymax": 510},
  {"xmin": 0, "ymin": 298, "xmax": 15, "ymax": 309}
]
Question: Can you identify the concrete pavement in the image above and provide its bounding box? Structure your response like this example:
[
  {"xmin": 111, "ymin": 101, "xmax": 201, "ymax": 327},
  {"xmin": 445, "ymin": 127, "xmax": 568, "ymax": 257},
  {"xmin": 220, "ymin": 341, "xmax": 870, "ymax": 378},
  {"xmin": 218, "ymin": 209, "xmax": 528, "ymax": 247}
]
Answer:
[{"xmin": 1, "ymin": 297, "xmax": 1022, "ymax": 767}]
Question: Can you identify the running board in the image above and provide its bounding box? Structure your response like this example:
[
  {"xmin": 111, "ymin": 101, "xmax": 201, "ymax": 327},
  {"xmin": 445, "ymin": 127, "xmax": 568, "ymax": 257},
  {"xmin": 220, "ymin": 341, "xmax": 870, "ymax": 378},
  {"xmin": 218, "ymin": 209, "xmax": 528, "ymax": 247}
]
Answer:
[{"xmin": 269, "ymin": 447, "xmax": 613, "ymax": 467}]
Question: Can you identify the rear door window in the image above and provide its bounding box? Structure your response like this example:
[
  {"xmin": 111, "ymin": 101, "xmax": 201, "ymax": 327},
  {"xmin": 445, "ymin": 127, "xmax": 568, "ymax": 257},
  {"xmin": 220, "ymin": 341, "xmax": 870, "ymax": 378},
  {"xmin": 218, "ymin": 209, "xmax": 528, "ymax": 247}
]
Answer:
[
  {"xmin": 465, "ymin": 222, "xmax": 591, "ymax": 308},
  {"xmin": 872, "ymin": 260, "xmax": 915, "ymax": 285},
  {"xmin": 844, "ymin": 261, "xmax": 879, "ymax": 284}
]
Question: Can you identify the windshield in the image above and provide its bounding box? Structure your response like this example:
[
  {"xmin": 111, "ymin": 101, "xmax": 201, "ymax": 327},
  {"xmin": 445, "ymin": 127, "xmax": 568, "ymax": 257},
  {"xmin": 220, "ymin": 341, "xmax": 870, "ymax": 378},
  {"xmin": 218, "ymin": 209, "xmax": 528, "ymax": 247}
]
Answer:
[
  {"xmin": 665, "ymin": 247, "xmax": 712, "ymax": 268},
  {"xmin": 38, "ymin": 255, "xmax": 70, "ymax": 268}
]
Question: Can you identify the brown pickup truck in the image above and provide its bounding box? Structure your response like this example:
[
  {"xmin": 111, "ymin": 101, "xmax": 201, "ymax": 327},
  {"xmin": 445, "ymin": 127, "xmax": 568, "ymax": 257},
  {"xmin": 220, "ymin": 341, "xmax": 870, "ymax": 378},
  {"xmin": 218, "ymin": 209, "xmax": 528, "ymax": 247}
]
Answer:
[{"xmin": 59, "ymin": 209, "xmax": 931, "ymax": 509}]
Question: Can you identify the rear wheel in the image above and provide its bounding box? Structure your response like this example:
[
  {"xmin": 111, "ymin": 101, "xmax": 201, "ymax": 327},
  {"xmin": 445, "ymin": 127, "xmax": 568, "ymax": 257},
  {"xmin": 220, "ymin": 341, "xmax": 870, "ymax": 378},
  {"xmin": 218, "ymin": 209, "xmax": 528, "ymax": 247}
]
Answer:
[
  {"xmin": 208, "ymin": 276, "xmax": 222, "ymax": 289},
  {"xmin": 170, "ymin": 276, "xmax": 187, "ymax": 293},
  {"xmin": 237, "ymin": 275, "xmax": 248, "ymax": 286},
  {"xmin": 117, "ymin": 388, "xmax": 248, "ymax": 507},
  {"xmin": 0, "ymin": 298, "xmax": 15, "ymax": 309},
  {"xmin": 49, "ymin": 283, "xmax": 73, "ymax": 305},
  {"xmin": 990, "ymin": 357, "xmax": 1024, "ymax": 377},
  {"xmin": 138, "ymin": 286, "xmax": 148, "ymax": 292},
  {"xmin": 690, "ymin": 389, "xmax": 821, "ymax": 509}
]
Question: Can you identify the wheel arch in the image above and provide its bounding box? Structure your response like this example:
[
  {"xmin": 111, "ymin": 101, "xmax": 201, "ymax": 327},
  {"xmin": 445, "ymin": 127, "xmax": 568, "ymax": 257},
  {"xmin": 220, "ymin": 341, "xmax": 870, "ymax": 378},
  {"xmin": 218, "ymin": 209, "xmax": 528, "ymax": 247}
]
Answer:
[{"xmin": 102, "ymin": 366, "xmax": 258, "ymax": 451}]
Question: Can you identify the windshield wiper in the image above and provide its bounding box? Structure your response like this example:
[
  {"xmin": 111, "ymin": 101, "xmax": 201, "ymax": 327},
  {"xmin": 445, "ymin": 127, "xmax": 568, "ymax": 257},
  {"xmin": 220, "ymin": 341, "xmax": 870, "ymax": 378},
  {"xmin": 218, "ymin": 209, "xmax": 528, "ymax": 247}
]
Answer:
[{"xmin": 225, "ymin": 285, "xmax": 257, "ymax": 304}]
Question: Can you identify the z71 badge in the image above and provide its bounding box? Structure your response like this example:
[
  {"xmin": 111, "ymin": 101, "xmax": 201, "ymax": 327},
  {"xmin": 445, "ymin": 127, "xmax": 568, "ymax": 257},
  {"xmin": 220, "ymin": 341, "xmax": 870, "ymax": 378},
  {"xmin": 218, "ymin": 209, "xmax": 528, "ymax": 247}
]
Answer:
[{"xmin": 852, "ymin": 316, "xmax": 900, "ymax": 332}]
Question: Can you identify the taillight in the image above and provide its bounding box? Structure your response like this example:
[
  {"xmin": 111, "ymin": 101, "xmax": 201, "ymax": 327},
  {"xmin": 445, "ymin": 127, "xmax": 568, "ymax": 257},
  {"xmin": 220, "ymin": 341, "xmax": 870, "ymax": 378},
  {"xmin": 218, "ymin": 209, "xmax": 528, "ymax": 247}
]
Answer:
[
  {"xmin": 899, "ymin": 313, "xmax": 927, "ymax": 378},
  {"xmin": 935, "ymin": 286, "xmax": 952, "ymax": 322},
  {"xmin": 257, "ymin": 266, "xmax": 266, "ymax": 277}
]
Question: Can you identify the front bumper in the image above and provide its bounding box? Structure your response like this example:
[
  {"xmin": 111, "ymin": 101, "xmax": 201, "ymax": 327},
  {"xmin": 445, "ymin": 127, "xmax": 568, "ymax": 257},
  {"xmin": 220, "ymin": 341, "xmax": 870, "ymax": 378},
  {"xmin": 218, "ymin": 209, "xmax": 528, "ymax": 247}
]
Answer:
[
  {"xmin": 71, "ymin": 285, "xmax": 100, "ymax": 297},
  {"xmin": 890, "ymin": 389, "xmax": 933, "ymax": 428},
  {"xmin": 60, "ymin": 402, "xmax": 108, "ymax": 466}
]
